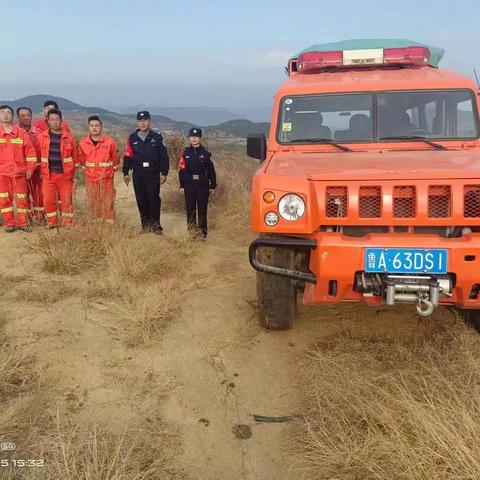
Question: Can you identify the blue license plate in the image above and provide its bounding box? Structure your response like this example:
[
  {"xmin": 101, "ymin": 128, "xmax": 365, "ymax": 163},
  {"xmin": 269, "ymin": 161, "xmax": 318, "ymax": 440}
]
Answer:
[{"xmin": 365, "ymin": 248, "xmax": 448, "ymax": 274}]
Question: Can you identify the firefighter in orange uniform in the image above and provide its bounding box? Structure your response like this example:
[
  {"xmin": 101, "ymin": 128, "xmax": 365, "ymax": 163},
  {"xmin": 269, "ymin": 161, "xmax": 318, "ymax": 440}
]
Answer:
[
  {"xmin": 37, "ymin": 109, "xmax": 79, "ymax": 228},
  {"xmin": 79, "ymin": 116, "xmax": 120, "ymax": 223},
  {"xmin": 17, "ymin": 106, "xmax": 44, "ymax": 221},
  {"xmin": 0, "ymin": 105, "xmax": 37, "ymax": 232}
]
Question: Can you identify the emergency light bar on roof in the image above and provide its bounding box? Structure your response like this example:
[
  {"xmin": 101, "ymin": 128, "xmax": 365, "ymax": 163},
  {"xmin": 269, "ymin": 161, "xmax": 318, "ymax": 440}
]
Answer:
[
  {"xmin": 297, "ymin": 46, "xmax": 431, "ymax": 72},
  {"xmin": 288, "ymin": 39, "xmax": 445, "ymax": 75}
]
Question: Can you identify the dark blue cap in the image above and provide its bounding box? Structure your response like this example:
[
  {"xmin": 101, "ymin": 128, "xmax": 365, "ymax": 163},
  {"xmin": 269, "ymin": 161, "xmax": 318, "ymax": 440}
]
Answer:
[
  {"xmin": 136, "ymin": 111, "xmax": 151, "ymax": 120},
  {"xmin": 189, "ymin": 127, "xmax": 202, "ymax": 137}
]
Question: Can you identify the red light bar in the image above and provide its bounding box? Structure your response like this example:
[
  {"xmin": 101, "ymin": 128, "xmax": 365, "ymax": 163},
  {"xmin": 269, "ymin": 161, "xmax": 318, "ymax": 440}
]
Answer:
[
  {"xmin": 297, "ymin": 51, "xmax": 343, "ymax": 71},
  {"xmin": 383, "ymin": 46, "xmax": 431, "ymax": 66}
]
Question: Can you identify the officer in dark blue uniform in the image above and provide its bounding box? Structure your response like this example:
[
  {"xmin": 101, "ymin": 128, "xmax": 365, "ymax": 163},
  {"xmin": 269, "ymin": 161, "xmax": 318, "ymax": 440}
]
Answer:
[
  {"xmin": 179, "ymin": 128, "xmax": 216, "ymax": 240},
  {"xmin": 123, "ymin": 111, "xmax": 170, "ymax": 234}
]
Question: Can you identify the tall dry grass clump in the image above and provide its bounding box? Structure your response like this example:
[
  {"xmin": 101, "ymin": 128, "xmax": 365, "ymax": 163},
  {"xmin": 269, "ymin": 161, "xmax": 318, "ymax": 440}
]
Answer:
[
  {"xmin": 33, "ymin": 219, "xmax": 136, "ymax": 275},
  {"xmin": 295, "ymin": 320, "xmax": 480, "ymax": 480},
  {"xmin": 125, "ymin": 278, "xmax": 184, "ymax": 344},
  {"xmin": 8, "ymin": 414, "xmax": 184, "ymax": 480},
  {"xmin": 106, "ymin": 234, "xmax": 192, "ymax": 288},
  {"xmin": 106, "ymin": 233, "xmax": 192, "ymax": 343},
  {"xmin": 0, "ymin": 312, "xmax": 39, "ymax": 461}
]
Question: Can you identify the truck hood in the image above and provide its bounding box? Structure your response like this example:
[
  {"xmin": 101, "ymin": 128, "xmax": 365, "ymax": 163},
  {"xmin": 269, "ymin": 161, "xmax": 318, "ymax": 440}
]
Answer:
[{"xmin": 266, "ymin": 149, "xmax": 480, "ymax": 181}]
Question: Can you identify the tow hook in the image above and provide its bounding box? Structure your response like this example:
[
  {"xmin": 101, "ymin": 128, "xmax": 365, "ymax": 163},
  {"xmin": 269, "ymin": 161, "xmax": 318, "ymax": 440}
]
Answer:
[{"xmin": 416, "ymin": 298, "xmax": 435, "ymax": 317}]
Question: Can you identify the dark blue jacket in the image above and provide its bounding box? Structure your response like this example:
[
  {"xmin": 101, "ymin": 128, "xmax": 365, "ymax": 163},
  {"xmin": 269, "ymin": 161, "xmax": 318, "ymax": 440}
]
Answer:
[
  {"xmin": 122, "ymin": 130, "xmax": 170, "ymax": 176},
  {"xmin": 179, "ymin": 145, "xmax": 216, "ymax": 189}
]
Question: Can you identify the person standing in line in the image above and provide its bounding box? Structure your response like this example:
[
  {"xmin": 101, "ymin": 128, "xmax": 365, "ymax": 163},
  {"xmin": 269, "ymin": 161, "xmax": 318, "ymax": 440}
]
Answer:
[
  {"xmin": 34, "ymin": 100, "xmax": 70, "ymax": 132},
  {"xmin": 17, "ymin": 107, "xmax": 44, "ymax": 221},
  {"xmin": 79, "ymin": 115, "xmax": 120, "ymax": 223},
  {"xmin": 122, "ymin": 111, "xmax": 169, "ymax": 234},
  {"xmin": 37, "ymin": 109, "xmax": 78, "ymax": 228},
  {"xmin": 0, "ymin": 105, "xmax": 37, "ymax": 232},
  {"xmin": 179, "ymin": 128, "xmax": 216, "ymax": 240}
]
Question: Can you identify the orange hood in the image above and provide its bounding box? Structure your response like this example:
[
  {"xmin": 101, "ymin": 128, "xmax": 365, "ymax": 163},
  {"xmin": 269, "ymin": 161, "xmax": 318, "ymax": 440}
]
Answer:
[{"xmin": 266, "ymin": 149, "xmax": 480, "ymax": 181}]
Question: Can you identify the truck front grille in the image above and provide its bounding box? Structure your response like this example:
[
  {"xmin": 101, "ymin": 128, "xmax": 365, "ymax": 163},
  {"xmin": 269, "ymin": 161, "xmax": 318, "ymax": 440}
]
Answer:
[
  {"xmin": 428, "ymin": 185, "xmax": 451, "ymax": 218},
  {"xmin": 326, "ymin": 186, "xmax": 348, "ymax": 218},
  {"xmin": 393, "ymin": 186, "xmax": 416, "ymax": 218},
  {"xmin": 318, "ymin": 182, "xmax": 479, "ymax": 224},
  {"xmin": 464, "ymin": 185, "xmax": 480, "ymax": 218},
  {"xmin": 359, "ymin": 186, "xmax": 382, "ymax": 218}
]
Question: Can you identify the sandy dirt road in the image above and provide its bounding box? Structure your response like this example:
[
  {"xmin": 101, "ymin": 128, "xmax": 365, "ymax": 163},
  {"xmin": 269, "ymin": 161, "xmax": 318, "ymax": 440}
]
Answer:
[{"xmin": 0, "ymin": 179, "xmax": 457, "ymax": 480}]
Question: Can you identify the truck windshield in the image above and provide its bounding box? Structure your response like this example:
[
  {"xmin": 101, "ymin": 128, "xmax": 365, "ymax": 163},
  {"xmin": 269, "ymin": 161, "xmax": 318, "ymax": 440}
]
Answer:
[{"xmin": 277, "ymin": 90, "xmax": 479, "ymax": 144}]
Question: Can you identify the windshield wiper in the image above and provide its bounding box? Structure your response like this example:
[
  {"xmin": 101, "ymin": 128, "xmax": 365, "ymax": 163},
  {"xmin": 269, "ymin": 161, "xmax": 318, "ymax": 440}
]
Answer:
[
  {"xmin": 379, "ymin": 135, "xmax": 447, "ymax": 150},
  {"xmin": 289, "ymin": 138, "xmax": 351, "ymax": 152}
]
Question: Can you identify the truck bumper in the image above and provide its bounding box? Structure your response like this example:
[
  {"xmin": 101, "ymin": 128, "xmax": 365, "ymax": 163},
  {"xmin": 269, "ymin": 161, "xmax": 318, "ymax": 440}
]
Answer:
[
  {"xmin": 303, "ymin": 232, "xmax": 480, "ymax": 308},
  {"xmin": 249, "ymin": 236, "xmax": 317, "ymax": 283}
]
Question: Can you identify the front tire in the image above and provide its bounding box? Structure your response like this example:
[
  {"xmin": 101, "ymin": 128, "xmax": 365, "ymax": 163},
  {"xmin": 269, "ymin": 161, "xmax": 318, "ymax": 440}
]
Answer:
[{"xmin": 256, "ymin": 248, "xmax": 297, "ymax": 330}]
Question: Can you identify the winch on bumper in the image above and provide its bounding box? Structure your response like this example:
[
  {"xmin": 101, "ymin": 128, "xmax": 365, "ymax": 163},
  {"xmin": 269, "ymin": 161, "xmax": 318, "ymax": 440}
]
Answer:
[
  {"xmin": 249, "ymin": 233, "xmax": 480, "ymax": 316},
  {"xmin": 354, "ymin": 272, "xmax": 453, "ymax": 316}
]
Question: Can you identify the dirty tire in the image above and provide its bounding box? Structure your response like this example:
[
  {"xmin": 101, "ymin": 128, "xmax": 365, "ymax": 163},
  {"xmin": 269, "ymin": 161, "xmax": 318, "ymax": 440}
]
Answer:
[
  {"xmin": 458, "ymin": 308, "xmax": 480, "ymax": 332},
  {"xmin": 256, "ymin": 248, "xmax": 296, "ymax": 330}
]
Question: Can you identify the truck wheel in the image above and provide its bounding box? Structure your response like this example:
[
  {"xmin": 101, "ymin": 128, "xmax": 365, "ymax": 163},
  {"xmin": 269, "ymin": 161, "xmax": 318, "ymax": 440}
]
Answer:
[
  {"xmin": 256, "ymin": 248, "xmax": 297, "ymax": 330},
  {"xmin": 457, "ymin": 308, "xmax": 480, "ymax": 332}
]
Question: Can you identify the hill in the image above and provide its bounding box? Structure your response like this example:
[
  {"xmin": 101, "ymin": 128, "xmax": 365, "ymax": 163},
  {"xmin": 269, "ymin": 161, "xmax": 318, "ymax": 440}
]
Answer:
[
  {"xmin": 0, "ymin": 94, "xmax": 270, "ymax": 139},
  {"xmin": 207, "ymin": 119, "xmax": 270, "ymax": 137}
]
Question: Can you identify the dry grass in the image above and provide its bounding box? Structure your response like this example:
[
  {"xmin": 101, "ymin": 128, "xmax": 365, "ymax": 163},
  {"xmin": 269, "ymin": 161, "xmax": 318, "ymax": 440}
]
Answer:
[
  {"xmin": 124, "ymin": 277, "xmax": 184, "ymax": 345},
  {"xmin": 33, "ymin": 220, "xmax": 134, "ymax": 275},
  {"xmin": 13, "ymin": 280, "xmax": 77, "ymax": 304},
  {"xmin": 0, "ymin": 315, "xmax": 40, "ymax": 465},
  {"xmin": 295, "ymin": 318, "xmax": 480, "ymax": 480},
  {"xmin": 0, "ymin": 342, "xmax": 37, "ymax": 400},
  {"xmin": 106, "ymin": 235, "xmax": 189, "ymax": 290},
  {"xmin": 4, "ymin": 414, "xmax": 184, "ymax": 480}
]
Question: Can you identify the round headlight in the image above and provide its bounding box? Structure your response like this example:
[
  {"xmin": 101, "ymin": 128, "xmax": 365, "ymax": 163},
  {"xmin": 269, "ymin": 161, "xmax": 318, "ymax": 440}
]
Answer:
[
  {"xmin": 278, "ymin": 194, "xmax": 305, "ymax": 221},
  {"xmin": 264, "ymin": 211, "xmax": 279, "ymax": 226}
]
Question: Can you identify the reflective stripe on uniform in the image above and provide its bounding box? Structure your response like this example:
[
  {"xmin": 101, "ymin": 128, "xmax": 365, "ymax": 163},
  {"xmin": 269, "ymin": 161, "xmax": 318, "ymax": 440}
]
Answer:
[
  {"xmin": 33, "ymin": 207, "xmax": 45, "ymax": 211},
  {"xmin": 0, "ymin": 192, "xmax": 9, "ymax": 198},
  {"xmin": 0, "ymin": 139, "xmax": 6, "ymax": 143},
  {"xmin": 63, "ymin": 157, "xmax": 73, "ymax": 163},
  {"xmin": 85, "ymin": 161, "xmax": 113, "ymax": 168},
  {"xmin": 17, "ymin": 208, "xmax": 30, "ymax": 214},
  {"xmin": 105, "ymin": 219, "xmax": 114, "ymax": 224},
  {"xmin": 26, "ymin": 157, "xmax": 37, "ymax": 162},
  {"xmin": 16, "ymin": 193, "xmax": 27, "ymax": 199},
  {"xmin": 41, "ymin": 157, "xmax": 48, "ymax": 163},
  {"xmin": 10, "ymin": 138, "xmax": 24, "ymax": 144},
  {"xmin": 46, "ymin": 212, "xmax": 57, "ymax": 218},
  {"xmin": 0, "ymin": 207, "xmax": 14, "ymax": 213},
  {"xmin": 62, "ymin": 212, "xmax": 73, "ymax": 217}
]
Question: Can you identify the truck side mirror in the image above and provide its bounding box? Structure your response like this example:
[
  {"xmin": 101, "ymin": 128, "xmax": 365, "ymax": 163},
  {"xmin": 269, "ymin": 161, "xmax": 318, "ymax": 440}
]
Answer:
[{"xmin": 247, "ymin": 134, "xmax": 267, "ymax": 161}]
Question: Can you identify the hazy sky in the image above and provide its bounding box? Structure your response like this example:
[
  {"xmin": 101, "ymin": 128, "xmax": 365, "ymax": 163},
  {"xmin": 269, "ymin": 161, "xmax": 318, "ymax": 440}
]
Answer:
[{"xmin": 2, "ymin": 0, "xmax": 479, "ymax": 109}]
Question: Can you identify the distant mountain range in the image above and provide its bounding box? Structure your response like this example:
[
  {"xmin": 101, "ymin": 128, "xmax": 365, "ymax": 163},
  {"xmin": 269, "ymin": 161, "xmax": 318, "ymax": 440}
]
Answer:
[
  {"xmin": 1, "ymin": 94, "xmax": 270, "ymax": 139},
  {"xmin": 112, "ymin": 105, "xmax": 272, "ymax": 124}
]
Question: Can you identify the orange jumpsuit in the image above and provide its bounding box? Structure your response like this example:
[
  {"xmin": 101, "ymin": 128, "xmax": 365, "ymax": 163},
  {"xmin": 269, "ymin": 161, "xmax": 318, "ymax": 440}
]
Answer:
[
  {"xmin": 79, "ymin": 135, "xmax": 120, "ymax": 223},
  {"xmin": 37, "ymin": 129, "xmax": 79, "ymax": 227},
  {"xmin": 0, "ymin": 126, "xmax": 37, "ymax": 227},
  {"xmin": 21, "ymin": 125, "xmax": 44, "ymax": 219}
]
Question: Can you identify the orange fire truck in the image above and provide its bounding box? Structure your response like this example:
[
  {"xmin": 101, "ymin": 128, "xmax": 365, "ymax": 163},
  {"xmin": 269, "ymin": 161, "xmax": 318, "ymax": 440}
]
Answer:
[{"xmin": 247, "ymin": 39, "xmax": 480, "ymax": 330}]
